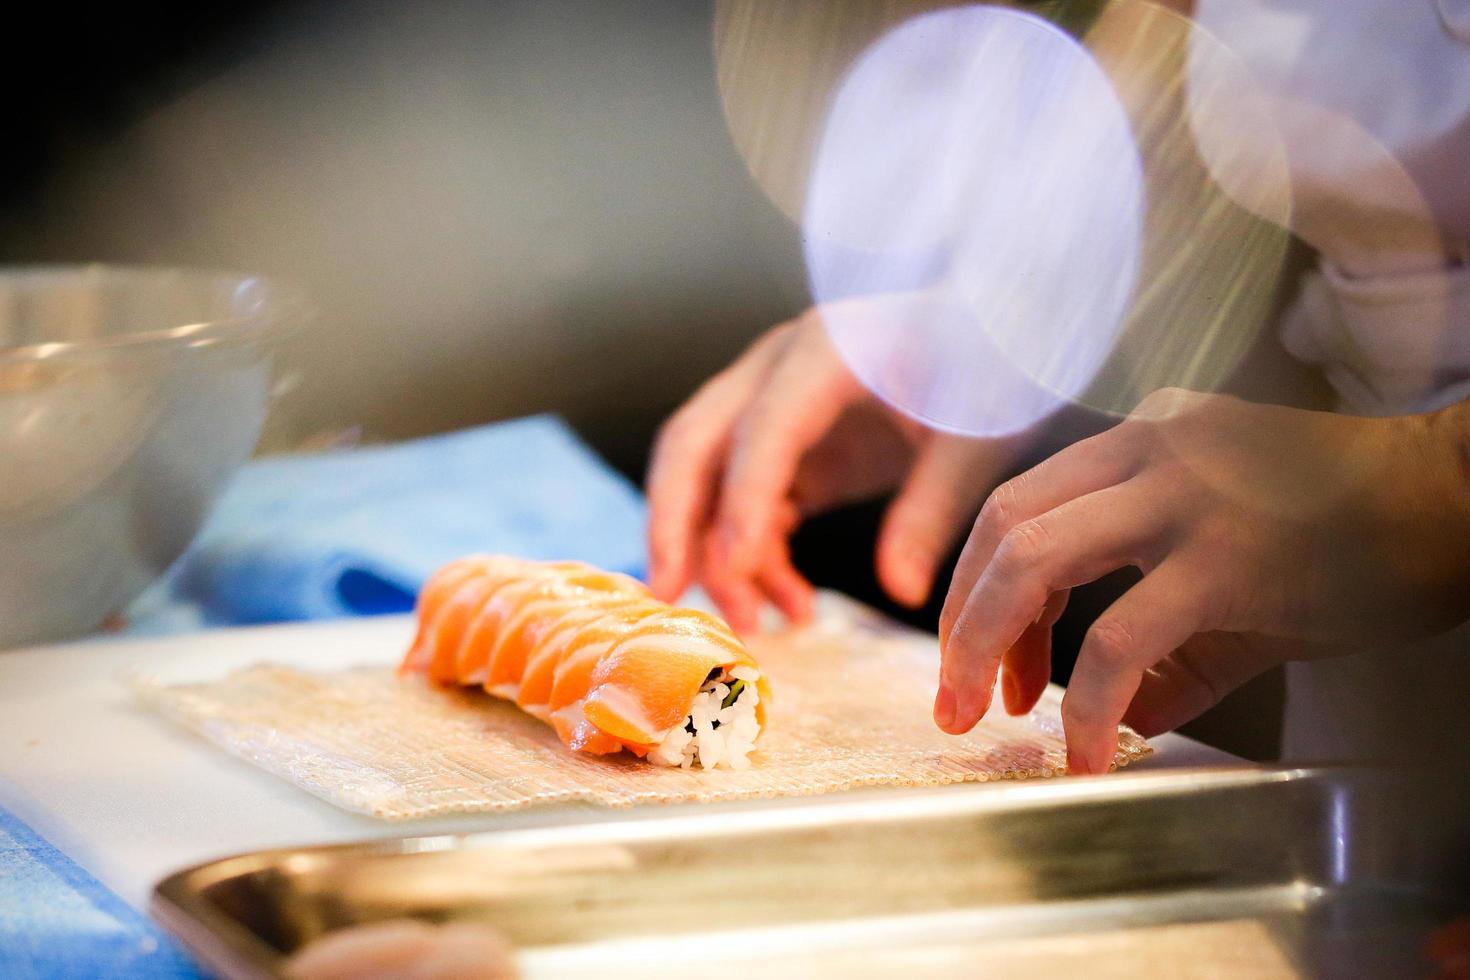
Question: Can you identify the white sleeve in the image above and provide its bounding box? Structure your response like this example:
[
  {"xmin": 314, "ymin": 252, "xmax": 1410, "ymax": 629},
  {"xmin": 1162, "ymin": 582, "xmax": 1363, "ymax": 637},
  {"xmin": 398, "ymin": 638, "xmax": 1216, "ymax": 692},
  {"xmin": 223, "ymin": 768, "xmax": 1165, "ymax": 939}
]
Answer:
[{"xmin": 1279, "ymin": 258, "xmax": 1470, "ymax": 415}]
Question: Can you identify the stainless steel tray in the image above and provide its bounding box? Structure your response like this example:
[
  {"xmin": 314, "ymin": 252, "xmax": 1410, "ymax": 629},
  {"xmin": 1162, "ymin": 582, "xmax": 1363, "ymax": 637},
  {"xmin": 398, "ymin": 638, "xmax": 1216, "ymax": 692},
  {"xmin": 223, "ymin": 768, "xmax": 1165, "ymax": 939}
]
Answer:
[{"xmin": 153, "ymin": 767, "xmax": 1466, "ymax": 978}]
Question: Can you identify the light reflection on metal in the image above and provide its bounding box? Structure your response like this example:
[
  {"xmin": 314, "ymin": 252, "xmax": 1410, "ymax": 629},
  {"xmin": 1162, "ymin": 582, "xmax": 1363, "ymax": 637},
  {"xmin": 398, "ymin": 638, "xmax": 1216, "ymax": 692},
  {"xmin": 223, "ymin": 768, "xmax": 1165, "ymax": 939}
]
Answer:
[{"xmin": 153, "ymin": 767, "xmax": 1449, "ymax": 977}]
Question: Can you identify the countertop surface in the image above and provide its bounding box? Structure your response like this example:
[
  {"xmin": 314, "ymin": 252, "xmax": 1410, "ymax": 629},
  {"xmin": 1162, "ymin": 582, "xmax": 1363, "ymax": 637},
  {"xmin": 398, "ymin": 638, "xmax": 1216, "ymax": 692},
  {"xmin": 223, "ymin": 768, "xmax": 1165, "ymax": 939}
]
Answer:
[{"xmin": 0, "ymin": 611, "xmax": 1240, "ymax": 911}]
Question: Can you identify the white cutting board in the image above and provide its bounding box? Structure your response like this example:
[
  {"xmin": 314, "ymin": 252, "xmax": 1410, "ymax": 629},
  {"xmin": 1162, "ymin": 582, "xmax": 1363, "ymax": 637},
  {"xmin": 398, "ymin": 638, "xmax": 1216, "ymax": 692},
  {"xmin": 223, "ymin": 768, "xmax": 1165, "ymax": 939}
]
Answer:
[{"xmin": 0, "ymin": 604, "xmax": 1237, "ymax": 909}]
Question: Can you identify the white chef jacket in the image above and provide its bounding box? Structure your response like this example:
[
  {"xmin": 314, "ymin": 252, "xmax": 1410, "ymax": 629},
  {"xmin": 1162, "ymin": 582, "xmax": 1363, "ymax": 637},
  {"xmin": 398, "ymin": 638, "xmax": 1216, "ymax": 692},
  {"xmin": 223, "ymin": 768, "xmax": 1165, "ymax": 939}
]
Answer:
[{"xmin": 1190, "ymin": 0, "xmax": 1470, "ymax": 763}]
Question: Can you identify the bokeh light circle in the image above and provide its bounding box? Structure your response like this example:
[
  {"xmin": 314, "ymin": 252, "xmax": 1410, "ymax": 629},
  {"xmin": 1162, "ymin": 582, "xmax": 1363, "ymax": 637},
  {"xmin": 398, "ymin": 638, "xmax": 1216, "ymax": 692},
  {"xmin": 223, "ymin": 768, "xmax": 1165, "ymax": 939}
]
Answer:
[{"xmin": 804, "ymin": 5, "xmax": 1146, "ymax": 437}]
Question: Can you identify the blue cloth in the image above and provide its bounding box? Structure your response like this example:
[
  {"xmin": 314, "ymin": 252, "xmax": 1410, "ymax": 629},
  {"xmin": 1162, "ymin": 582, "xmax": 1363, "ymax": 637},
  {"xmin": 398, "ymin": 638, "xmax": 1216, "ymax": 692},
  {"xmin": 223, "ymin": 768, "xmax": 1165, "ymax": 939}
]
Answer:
[
  {"xmin": 0, "ymin": 804, "xmax": 202, "ymax": 978},
  {"xmin": 125, "ymin": 415, "xmax": 648, "ymax": 633}
]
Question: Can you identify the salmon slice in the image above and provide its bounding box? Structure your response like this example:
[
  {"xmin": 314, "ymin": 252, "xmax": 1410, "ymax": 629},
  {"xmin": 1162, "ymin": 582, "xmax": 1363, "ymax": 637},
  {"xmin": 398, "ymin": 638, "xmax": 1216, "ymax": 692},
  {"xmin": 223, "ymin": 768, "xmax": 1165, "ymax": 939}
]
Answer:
[
  {"xmin": 554, "ymin": 714, "xmax": 629, "ymax": 756},
  {"xmin": 479, "ymin": 593, "xmax": 580, "ymax": 696},
  {"xmin": 546, "ymin": 600, "xmax": 665, "ymax": 716},
  {"xmin": 514, "ymin": 600, "xmax": 633, "ymax": 710},
  {"xmin": 509, "ymin": 596, "xmax": 644, "ymax": 714},
  {"xmin": 455, "ymin": 578, "xmax": 557, "ymax": 685},
  {"xmin": 460, "ymin": 568, "xmax": 648, "ymax": 688},
  {"xmin": 543, "ymin": 600, "xmax": 668, "ymax": 755},
  {"xmin": 416, "ymin": 558, "xmax": 591, "ymax": 682},
  {"xmin": 480, "ymin": 571, "xmax": 648, "ymax": 693},
  {"xmin": 399, "ymin": 556, "xmax": 503, "ymax": 675},
  {"xmin": 423, "ymin": 576, "xmax": 501, "ymax": 683},
  {"xmin": 435, "ymin": 560, "xmax": 579, "ymax": 679},
  {"xmin": 581, "ymin": 609, "xmax": 763, "ymax": 745},
  {"xmin": 401, "ymin": 554, "xmax": 580, "ymax": 675},
  {"xmin": 520, "ymin": 593, "xmax": 652, "ymax": 717}
]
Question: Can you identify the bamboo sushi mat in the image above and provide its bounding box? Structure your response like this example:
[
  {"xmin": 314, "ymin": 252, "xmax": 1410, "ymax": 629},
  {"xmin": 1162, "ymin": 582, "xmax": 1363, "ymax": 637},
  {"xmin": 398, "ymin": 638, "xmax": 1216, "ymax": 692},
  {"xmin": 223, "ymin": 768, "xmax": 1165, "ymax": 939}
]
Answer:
[{"xmin": 134, "ymin": 596, "xmax": 1150, "ymax": 820}]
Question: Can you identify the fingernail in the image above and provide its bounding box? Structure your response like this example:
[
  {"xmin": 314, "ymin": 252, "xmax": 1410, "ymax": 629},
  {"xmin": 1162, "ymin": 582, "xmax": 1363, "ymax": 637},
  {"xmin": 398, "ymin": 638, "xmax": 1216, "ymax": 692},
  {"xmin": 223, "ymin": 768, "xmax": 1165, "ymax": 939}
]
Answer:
[{"xmin": 934, "ymin": 683, "xmax": 957, "ymax": 730}]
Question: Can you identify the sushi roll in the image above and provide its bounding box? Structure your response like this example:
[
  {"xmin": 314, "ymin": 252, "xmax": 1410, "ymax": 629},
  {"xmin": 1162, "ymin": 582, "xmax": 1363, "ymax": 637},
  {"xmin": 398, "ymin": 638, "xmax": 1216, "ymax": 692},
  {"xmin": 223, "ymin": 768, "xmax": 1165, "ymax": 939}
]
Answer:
[{"xmin": 400, "ymin": 556, "xmax": 769, "ymax": 770}]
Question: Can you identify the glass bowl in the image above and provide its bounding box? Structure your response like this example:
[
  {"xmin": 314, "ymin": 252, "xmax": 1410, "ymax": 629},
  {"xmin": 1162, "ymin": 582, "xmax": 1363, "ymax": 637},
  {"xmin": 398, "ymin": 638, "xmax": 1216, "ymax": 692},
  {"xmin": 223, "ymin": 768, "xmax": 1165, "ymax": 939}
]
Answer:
[{"xmin": 0, "ymin": 265, "xmax": 301, "ymax": 648}]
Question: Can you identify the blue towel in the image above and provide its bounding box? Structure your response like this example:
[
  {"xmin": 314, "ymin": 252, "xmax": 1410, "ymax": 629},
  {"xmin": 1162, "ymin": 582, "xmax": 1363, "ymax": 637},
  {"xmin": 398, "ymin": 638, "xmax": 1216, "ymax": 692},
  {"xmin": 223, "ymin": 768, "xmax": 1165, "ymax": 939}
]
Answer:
[
  {"xmin": 125, "ymin": 415, "xmax": 648, "ymax": 633},
  {"xmin": 0, "ymin": 804, "xmax": 201, "ymax": 978}
]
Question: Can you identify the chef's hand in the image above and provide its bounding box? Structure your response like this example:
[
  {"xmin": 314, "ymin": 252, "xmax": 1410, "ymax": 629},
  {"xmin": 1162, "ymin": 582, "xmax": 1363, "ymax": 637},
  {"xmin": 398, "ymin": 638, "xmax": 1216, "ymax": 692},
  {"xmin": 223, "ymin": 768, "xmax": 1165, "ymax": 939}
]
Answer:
[
  {"xmin": 648, "ymin": 302, "xmax": 1017, "ymax": 631},
  {"xmin": 936, "ymin": 388, "xmax": 1470, "ymax": 773}
]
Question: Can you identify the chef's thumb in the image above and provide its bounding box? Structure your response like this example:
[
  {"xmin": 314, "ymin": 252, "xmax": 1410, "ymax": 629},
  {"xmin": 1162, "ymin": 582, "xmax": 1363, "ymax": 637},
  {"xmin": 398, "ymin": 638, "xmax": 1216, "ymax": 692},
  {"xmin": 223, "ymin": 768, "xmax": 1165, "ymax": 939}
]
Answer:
[{"xmin": 1120, "ymin": 633, "xmax": 1285, "ymax": 737}]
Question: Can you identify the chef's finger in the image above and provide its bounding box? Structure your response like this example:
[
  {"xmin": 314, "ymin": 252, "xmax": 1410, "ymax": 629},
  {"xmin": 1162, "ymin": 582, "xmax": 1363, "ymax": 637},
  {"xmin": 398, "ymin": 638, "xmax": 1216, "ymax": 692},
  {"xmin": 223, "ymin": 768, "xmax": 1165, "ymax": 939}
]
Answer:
[
  {"xmin": 754, "ymin": 500, "xmax": 815, "ymax": 623},
  {"xmin": 698, "ymin": 524, "xmax": 765, "ymax": 634},
  {"xmin": 646, "ymin": 324, "xmax": 794, "ymax": 601},
  {"xmin": 999, "ymin": 621, "xmax": 1052, "ymax": 718},
  {"xmin": 715, "ymin": 315, "xmax": 863, "ymax": 579},
  {"xmin": 756, "ymin": 549, "xmax": 816, "ymax": 626},
  {"xmin": 876, "ymin": 435, "xmax": 1015, "ymax": 609},
  {"xmin": 940, "ymin": 423, "xmax": 1143, "ymax": 649},
  {"xmin": 938, "ymin": 480, "xmax": 1166, "ymax": 735},
  {"xmin": 1121, "ymin": 633, "xmax": 1292, "ymax": 737},
  {"xmin": 1001, "ymin": 589, "xmax": 1068, "ymax": 715},
  {"xmin": 1062, "ymin": 560, "xmax": 1207, "ymax": 774}
]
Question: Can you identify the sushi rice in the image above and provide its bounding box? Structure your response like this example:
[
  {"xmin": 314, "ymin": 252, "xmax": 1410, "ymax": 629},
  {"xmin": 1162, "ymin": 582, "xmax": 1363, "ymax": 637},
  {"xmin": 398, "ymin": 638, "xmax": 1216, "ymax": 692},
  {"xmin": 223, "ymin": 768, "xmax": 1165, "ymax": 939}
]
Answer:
[{"xmin": 648, "ymin": 665, "xmax": 761, "ymax": 771}]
